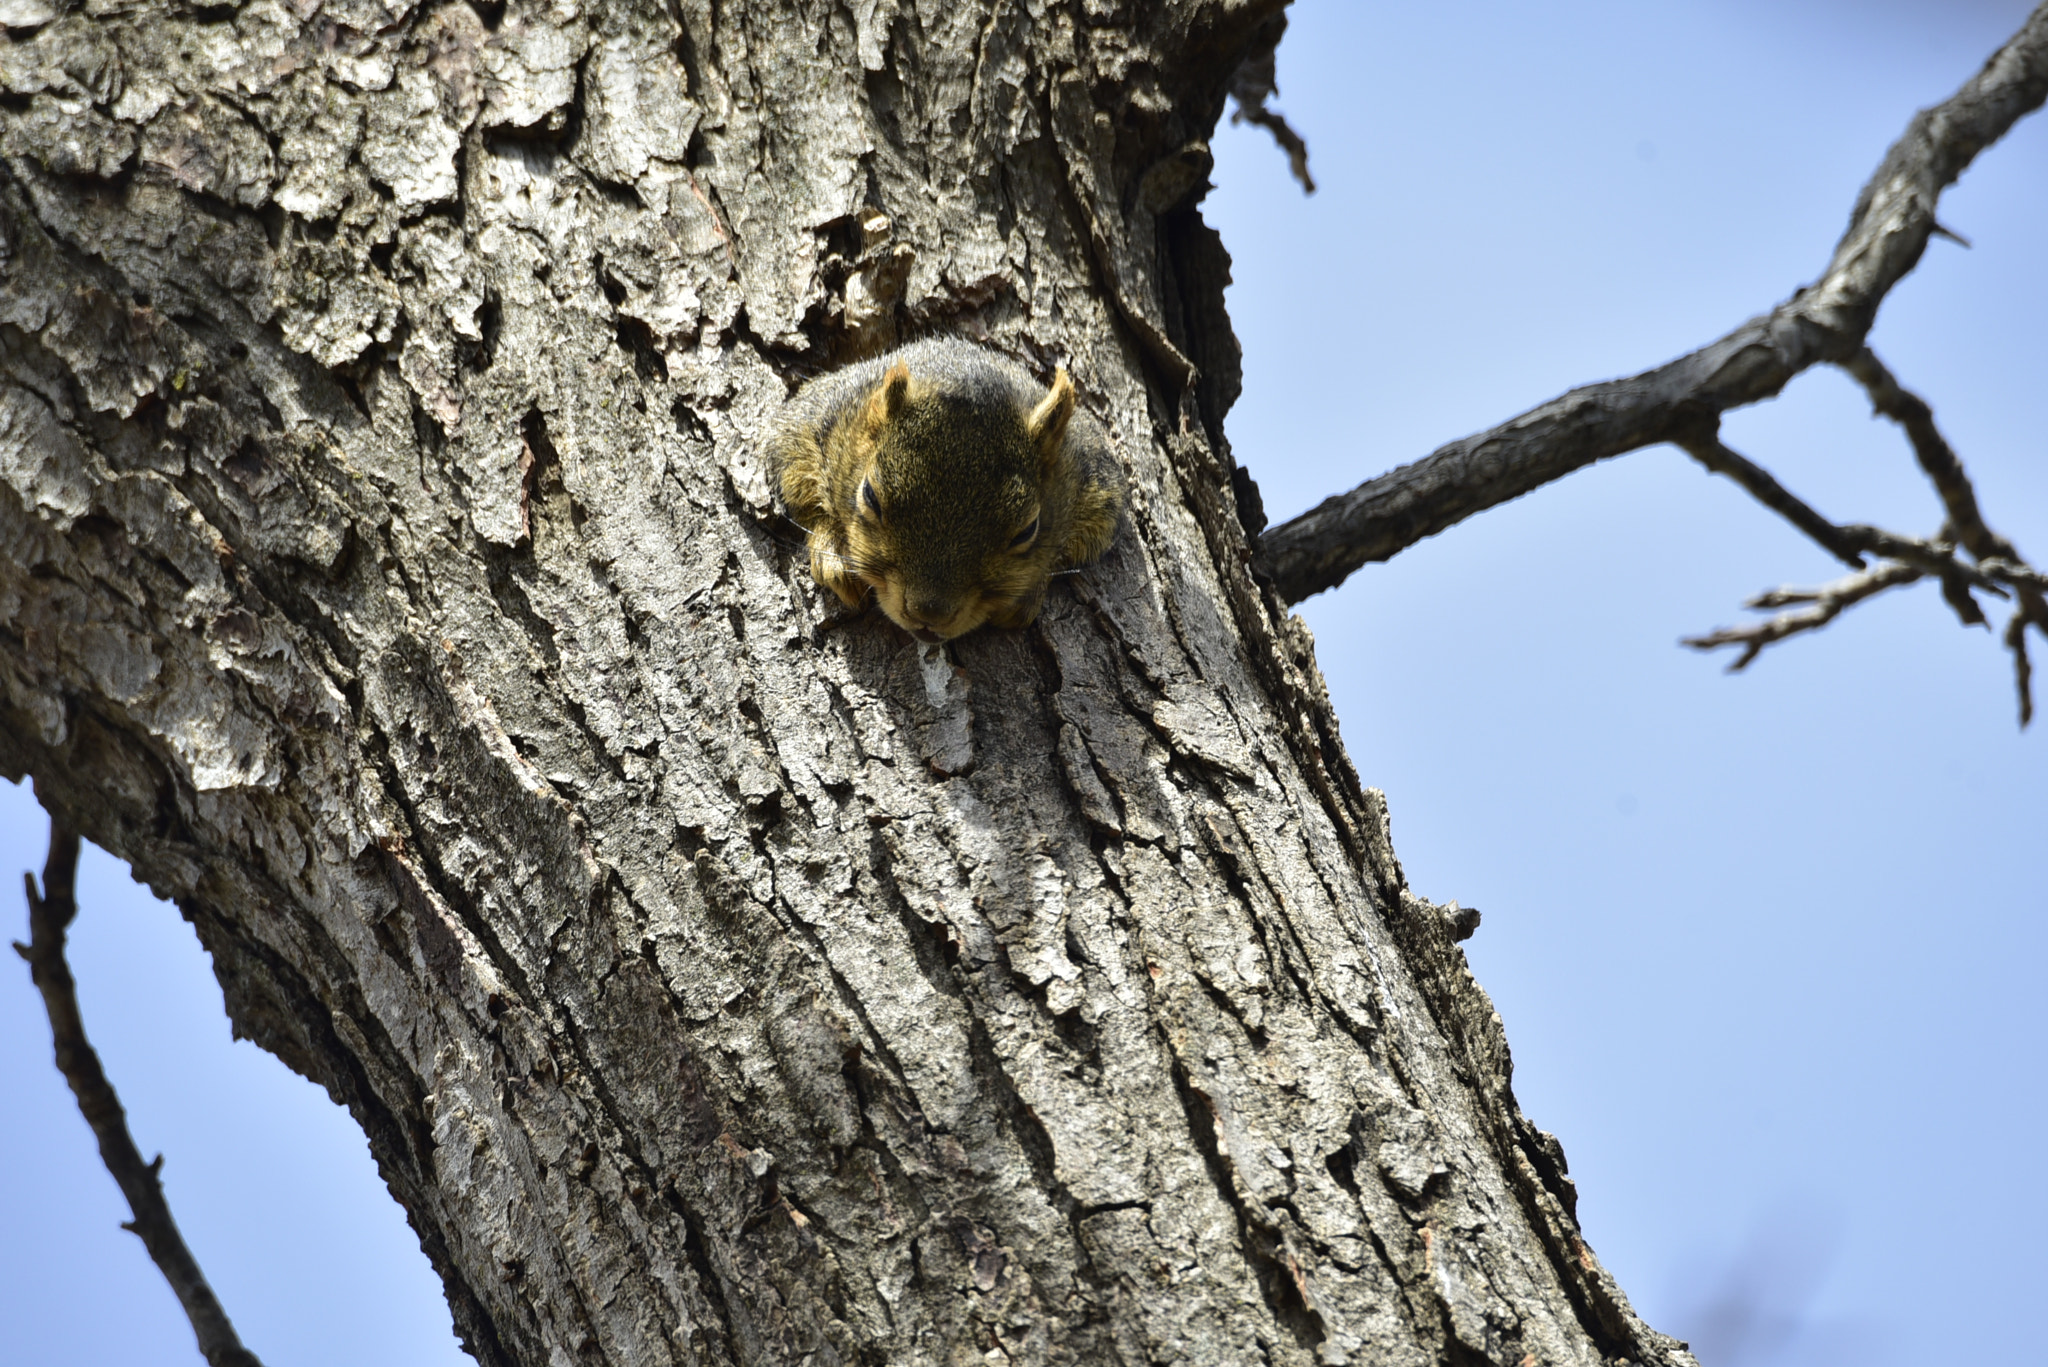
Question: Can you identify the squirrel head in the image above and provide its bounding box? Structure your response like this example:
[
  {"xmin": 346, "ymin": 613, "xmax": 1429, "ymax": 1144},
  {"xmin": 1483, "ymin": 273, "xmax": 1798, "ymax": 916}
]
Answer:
[{"xmin": 822, "ymin": 358, "xmax": 1078, "ymax": 643}]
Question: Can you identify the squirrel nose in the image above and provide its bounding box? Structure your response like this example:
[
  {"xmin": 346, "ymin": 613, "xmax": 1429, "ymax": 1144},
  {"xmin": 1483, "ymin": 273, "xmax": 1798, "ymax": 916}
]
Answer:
[{"xmin": 905, "ymin": 593, "xmax": 950, "ymax": 628}]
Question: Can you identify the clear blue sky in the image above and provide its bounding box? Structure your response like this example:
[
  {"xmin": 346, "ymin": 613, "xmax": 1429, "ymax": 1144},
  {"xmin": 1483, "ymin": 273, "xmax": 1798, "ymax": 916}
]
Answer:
[{"xmin": 3, "ymin": 3, "xmax": 2043, "ymax": 1364}]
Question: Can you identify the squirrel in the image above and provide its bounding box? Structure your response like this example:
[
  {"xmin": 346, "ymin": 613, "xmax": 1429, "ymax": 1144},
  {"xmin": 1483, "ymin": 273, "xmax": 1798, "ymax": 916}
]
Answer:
[{"xmin": 770, "ymin": 338, "xmax": 1123, "ymax": 643}]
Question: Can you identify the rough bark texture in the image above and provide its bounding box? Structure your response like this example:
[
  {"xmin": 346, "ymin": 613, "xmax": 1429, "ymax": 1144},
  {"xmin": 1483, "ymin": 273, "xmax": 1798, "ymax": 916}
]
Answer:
[{"xmin": 1, "ymin": 3, "xmax": 1693, "ymax": 1364}]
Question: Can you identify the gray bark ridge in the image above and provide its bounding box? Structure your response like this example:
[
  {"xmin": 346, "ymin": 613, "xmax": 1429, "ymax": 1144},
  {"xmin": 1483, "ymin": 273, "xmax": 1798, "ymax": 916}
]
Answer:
[{"xmin": 0, "ymin": 3, "xmax": 1692, "ymax": 1365}]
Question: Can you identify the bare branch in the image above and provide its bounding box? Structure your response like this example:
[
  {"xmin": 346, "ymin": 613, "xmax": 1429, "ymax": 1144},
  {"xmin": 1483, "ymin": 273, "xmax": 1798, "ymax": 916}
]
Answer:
[
  {"xmin": 1840, "ymin": 348, "xmax": 2011, "ymax": 561},
  {"xmin": 1672, "ymin": 425, "xmax": 1869, "ymax": 569},
  {"xmin": 15, "ymin": 821, "xmax": 266, "ymax": 1367},
  {"xmin": 1865, "ymin": 529, "xmax": 2002, "ymax": 590},
  {"xmin": 1227, "ymin": 21, "xmax": 1315, "ymax": 194},
  {"xmin": 1664, "ymin": 360, "xmax": 2048, "ymax": 708},
  {"xmin": 1257, "ymin": 3, "xmax": 2048, "ymax": 603},
  {"xmin": 1840, "ymin": 346, "xmax": 2048, "ymax": 653},
  {"xmin": 1981, "ymin": 557, "xmax": 2048, "ymax": 594},
  {"xmin": 1685, "ymin": 522, "xmax": 2044, "ymax": 716},
  {"xmin": 1684, "ymin": 562, "xmax": 1923, "ymax": 670},
  {"xmin": 2007, "ymin": 612, "xmax": 2035, "ymax": 727}
]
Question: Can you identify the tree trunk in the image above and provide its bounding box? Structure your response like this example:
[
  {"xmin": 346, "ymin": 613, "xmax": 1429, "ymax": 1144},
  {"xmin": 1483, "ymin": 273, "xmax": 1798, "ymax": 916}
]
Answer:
[{"xmin": 0, "ymin": 3, "xmax": 1693, "ymax": 1364}]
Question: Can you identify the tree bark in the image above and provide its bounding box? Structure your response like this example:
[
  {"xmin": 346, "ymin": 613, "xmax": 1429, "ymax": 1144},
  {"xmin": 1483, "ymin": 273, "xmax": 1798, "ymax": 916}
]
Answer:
[{"xmin": 0, "ymin": 3, "xmax": 1692, "ymax": 1364}]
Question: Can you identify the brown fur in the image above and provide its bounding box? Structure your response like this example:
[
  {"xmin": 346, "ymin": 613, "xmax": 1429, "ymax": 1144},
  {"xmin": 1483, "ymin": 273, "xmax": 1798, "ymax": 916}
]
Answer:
[{"xmin": 770, "ymin": 339, "xmax": 1123, "ymax": 642}]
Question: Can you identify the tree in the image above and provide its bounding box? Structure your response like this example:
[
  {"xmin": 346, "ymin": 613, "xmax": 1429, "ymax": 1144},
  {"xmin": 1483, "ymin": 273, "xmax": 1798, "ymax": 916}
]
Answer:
[{"xmin": 3, "ymin": 3, "xmax": 2042, "ymax": 1366}]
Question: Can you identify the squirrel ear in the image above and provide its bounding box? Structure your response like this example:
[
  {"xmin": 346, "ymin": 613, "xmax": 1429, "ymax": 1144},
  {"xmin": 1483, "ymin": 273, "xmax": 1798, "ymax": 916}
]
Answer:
[
  {"xmin": 1027, "ymin": 368, "xmax": 1076, "ymax": 466},
  {"xmin": 862, "ymin": 360, "xmax": 912, "ymax": 436}
]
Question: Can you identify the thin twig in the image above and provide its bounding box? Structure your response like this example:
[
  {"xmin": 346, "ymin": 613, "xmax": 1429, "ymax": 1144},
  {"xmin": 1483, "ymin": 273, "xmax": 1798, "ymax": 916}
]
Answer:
[
  {"xmin": 1569, "ymin": 351, "xmax": 2042, "ymax": 711},
  {"xmin": 1840, "ymin": 525, "xmax": 2007, "ymax": 592},
  {"xmin": 1840, "ymin": 348, "xmax": 2011, "ymax": 559},
  {"xmin": 1257, "ymin": 3, "xmax": 2048, "ymax": 602},
  {"xmin": 1979, "ymin": 557, "xmax": 2048, "ymax": 594},
  {"xmin": 1841, "ymin": 346, "xmax": 2048, "ymax": 712},
  {"xmin": 1667, "ymin": 411, "xmax": 2014, "ymax": 656},
  {"xmin": 2007, "ymin": 613, "xmax": 2035, "ymax": 727},
  {"xmin": 15, "ymin": 820, "xmax": 266, "ymax": 1367},
  {"xmin": 1685, "ymin": 522, "xmax": 2045, "ymax": 718},
  {"xmin": 1683, "ymin": 562, "xmax": 1924, "ymax": 670},
  {"xmin": 1227, "ymin": 27, "xmax": 1315, "ymax": 194},
  {"xmin": 1673, "ymin": 424, "xmax": 1869, "ymax": 569}
]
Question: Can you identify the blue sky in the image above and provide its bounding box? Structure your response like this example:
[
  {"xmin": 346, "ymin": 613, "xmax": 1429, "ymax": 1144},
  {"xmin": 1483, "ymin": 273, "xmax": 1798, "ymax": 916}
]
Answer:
[{"xmin": 4, "ymin": 3, "xmax": 2044, "ymax": 1364}]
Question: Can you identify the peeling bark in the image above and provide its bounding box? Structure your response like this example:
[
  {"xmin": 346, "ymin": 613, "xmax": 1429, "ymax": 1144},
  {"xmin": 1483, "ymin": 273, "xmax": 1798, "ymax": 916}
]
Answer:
[{"xmin": 1, "ymin": 3, "xmax": 1695, "ymax": 1364}]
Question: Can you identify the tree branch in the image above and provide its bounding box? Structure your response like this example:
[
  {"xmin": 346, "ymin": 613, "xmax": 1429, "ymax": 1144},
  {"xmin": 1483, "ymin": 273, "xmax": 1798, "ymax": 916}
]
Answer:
[
  {"xmin": 1677, "ymin": 344, "xmax": 2048, "ymax": 722},
  {"xmin": 1227, "ymin": 16, "xmax": 1315, "ymax": 194},
  {"xmin": 2006, "ymin": 612, "xmax": 2036, "ymax": 727},
  {"xmin": 1256, "ymin": 2, "xmax": 2048, "ymax": 603},
  {"xmin": 1840, "ymin": 348, "xmax": 2007, "ymax": 560},
  {"xmin": 1682, "ymin": 563, "xmax": 1924, "ymax": 670},
  {"xmin": 15, "ymin": 820, "xmax": 266, "ymax": 1367},
  {"xmin": 1685, "ymin": 519, "xmax": 2045, "ymax": 719},
  {"xmin": 1841, "ymin": 346, "xmax": 2048, "ymax": 711},
  {"xmin": 1672, "ymin": 423, "xmax": 1870, "ymax": 570}
]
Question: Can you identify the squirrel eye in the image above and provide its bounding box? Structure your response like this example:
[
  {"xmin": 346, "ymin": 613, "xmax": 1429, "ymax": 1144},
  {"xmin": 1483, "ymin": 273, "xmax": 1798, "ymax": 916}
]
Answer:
[
  {"xmin": 1007, "ymin": 516, "xmax": 1040, "ymax": 551},
  {"xmin": 858, "ymin": 477, "xmax": 882, "ymax": 520}
]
